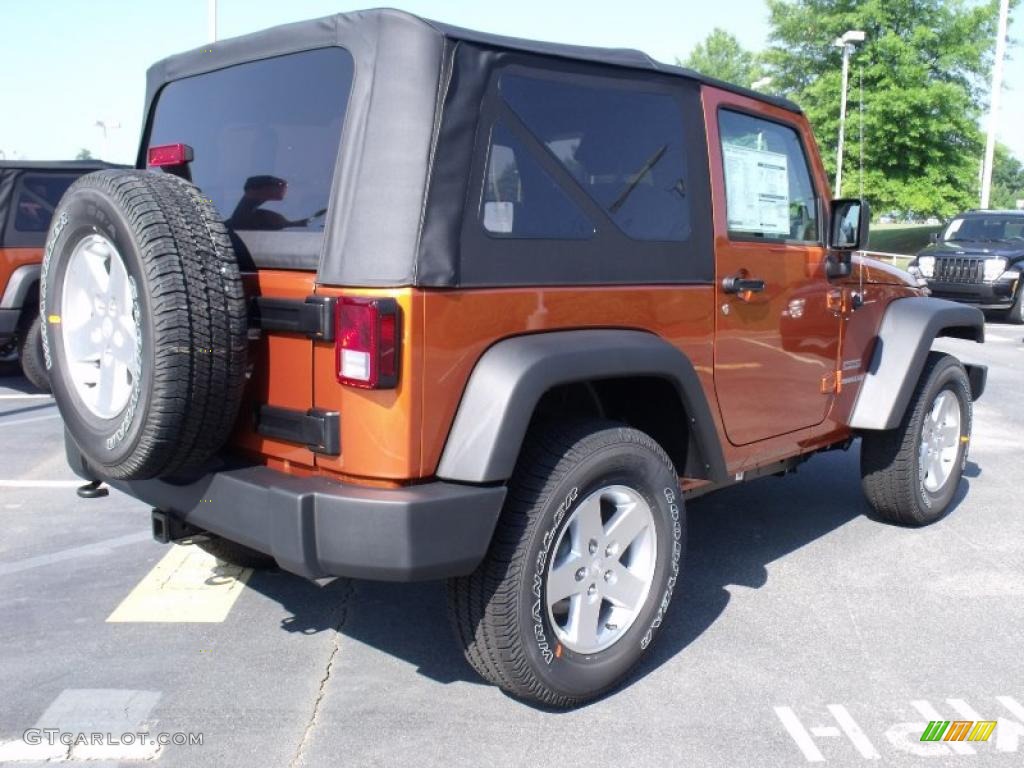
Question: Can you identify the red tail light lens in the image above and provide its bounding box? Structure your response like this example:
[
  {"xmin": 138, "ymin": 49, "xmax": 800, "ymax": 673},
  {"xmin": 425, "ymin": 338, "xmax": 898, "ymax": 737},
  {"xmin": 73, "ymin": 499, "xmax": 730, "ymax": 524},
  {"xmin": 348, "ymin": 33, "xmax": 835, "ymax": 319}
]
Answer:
[
  {"xmin": 335, "ymin": 297, "xmax": 400, "ymax": 389},
  {"xmin": 147, "ymin": 143, "xmax": 194, "ymax": 167}
]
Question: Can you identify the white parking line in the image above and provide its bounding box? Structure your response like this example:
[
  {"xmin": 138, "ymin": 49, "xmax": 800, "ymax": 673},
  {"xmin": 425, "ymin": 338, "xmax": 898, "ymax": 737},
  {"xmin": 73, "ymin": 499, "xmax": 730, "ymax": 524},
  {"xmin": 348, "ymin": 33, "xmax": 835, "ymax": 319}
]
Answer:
[
  {"xmin": 0, "ymin": 413, "xmax": 61, "ymax": 427},
  {"xmin": 775, "ymin": 706, "xmax": 826, "ymax": 763},
  {"xmin": 828, "ymin": 704, "xmax": 881, "ymax": 759},
  {"xmin": 0, "ymin": 532, "xmax": 151, "ymax": 577},
  {"xmin": 107, "ymin": 544, "xmax": 252, "ymax": 623},
  {"xmin": 0, "ymin": 393, "xmax": 53, "ymax": 399},
  {"xmin": 0, "ymin": 480, "xmax": 83, "ymax": 488},
  {"xmin": 0, "ymin": 688, "xmax": 162, "ymax": 762}
]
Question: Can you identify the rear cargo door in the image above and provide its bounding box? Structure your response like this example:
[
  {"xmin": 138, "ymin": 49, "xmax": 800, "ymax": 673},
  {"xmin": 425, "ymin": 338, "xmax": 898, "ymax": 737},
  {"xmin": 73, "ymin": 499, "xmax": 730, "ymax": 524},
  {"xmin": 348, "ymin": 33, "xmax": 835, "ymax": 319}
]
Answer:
[{"xmin": 144, "ymin": 47, "xmax": 355, "ymax": 467}]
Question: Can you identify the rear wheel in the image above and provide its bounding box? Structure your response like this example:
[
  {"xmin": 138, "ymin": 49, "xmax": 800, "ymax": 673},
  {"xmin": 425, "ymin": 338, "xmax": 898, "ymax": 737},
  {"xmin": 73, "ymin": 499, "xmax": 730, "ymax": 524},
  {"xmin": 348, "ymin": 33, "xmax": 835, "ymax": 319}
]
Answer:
[
  {"xmin": 18, "ymin": 314, "xmax": 50, "ymax": 392},
  {"xmin": 446, "ymin": 419, "xmax": 684, "ymax": 708},
  {"xmin": 41, "ymin": 170, "xmax": 247, "ymax": 480},
  {"xmin": 860, "ymin": 352, "xmax": 972, "ymax": 526}
]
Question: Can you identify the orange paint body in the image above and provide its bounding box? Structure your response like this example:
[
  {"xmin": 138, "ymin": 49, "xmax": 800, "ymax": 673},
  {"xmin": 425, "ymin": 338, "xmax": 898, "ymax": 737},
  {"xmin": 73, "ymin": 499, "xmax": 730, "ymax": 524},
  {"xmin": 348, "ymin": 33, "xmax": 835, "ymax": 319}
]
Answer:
[{"xmin": 226, "ymin": 84, "xmax": 919, "ymax": 487}]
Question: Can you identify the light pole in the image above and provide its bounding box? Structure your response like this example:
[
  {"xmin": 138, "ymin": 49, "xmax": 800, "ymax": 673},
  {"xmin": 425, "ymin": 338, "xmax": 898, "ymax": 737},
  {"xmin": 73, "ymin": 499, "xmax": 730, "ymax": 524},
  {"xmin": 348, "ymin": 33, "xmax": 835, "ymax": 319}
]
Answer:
[
  {"xmin": 980, "ymin": 0, "xmax": 1010, "ymax": 209},
  {"xmin": 208, "ymin": 0, "xmax": 218, "ymax": 43},
  {"xmin": 95, "ymin": 120, "xmax": 121, "ymax": 161},
  {"xmin": 834, "ymin": 30, "xmax": 865, "ymax": 197}
]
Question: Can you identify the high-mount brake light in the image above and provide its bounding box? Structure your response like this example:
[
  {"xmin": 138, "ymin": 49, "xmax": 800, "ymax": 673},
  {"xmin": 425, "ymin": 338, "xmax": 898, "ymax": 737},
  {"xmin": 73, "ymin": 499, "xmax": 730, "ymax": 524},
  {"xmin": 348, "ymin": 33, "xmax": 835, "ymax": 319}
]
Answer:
[
  {"xmin": 147, "ymin": 143, "xmax": 194, "ymax": 168},
  {"xmin": 335, "ymin": 297, "xmax": 400, "ymax": 389}
]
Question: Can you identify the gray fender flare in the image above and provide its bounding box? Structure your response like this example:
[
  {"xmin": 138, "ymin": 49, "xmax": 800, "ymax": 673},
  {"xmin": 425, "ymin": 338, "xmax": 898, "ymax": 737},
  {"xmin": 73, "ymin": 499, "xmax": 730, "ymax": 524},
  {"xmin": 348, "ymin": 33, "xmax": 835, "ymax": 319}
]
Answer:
[
  {"xmin": 0, "ymin": 264, "xmax": 40, "ymax": 310},
  {"xmin": 848, "ymin": 296, "xmax": 985, "ymax": 431},
  {"xmin": 436, "ymin": 329, "xmax": 728, "ymax": 484}
]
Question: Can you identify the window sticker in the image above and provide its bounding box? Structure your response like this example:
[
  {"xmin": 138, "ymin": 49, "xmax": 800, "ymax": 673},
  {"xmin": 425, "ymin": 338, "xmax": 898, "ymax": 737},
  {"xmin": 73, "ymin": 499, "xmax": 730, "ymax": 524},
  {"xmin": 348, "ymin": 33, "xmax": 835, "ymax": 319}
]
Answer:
[{"xmin": 723, "ymin": 143, "xmax": 790, "ymax": 236}]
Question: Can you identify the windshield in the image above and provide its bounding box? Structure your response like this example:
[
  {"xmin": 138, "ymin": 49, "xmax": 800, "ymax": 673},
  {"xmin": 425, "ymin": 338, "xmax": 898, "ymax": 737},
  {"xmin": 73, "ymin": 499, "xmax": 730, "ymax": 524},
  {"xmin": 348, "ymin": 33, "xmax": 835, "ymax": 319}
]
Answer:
[{"xmin": 943, "ymin": 215, "xmax": 1024, "ymax": 242}]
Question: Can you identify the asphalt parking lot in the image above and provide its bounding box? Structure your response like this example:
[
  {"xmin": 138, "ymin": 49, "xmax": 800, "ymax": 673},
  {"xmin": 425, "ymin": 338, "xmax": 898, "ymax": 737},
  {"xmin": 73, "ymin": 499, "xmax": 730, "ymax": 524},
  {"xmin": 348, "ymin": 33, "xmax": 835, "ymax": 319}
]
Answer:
[{"xmin": 0, "ymin": 321, "xmax": 1021, "ymax": 768}]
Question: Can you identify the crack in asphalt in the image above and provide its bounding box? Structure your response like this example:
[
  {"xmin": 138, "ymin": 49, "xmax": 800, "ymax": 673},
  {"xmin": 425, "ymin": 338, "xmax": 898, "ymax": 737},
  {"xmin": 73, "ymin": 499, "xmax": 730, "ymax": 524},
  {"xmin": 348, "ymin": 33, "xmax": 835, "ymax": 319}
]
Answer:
[{"xmin": 288, "ymin": 579, "xmax": 354, "ymax": 768}]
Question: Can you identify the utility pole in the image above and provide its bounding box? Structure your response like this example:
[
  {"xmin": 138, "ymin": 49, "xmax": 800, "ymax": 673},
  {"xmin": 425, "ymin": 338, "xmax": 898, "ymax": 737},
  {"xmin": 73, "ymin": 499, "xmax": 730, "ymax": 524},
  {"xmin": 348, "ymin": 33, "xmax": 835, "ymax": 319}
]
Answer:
[
  {"xmin": 980, "ymin": 0, "xmax": 1010, "ymax": 209},
  {"xmin": 834, "ymin": 30, "xmax": 865, "ymax": 197},
  {"xmin": 208, "ymin": 0, "xmax": 218, "ymax": 43}
]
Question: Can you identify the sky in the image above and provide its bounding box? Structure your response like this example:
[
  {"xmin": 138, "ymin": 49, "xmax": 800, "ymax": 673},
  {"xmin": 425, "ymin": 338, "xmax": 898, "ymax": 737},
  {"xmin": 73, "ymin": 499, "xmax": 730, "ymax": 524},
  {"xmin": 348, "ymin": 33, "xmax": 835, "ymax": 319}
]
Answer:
[{"xmin": 1, "ymin": 0, "xmax": 1021, "ymax": 165}]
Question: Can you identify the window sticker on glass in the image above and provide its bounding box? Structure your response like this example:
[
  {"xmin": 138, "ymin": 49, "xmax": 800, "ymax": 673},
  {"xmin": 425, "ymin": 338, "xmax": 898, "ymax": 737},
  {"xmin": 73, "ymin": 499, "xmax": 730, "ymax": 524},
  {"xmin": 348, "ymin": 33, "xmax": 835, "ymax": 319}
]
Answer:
[{"xmin": 722, "ymin": 143, "xmax": 790, "ymax": 236}]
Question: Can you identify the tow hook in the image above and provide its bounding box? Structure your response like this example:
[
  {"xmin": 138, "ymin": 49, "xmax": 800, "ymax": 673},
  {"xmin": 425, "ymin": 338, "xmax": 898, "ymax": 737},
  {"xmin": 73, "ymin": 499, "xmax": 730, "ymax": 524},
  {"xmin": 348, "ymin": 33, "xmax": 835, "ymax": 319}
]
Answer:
[{"xmin": 76, "ymin": 480, "xmax": 108, "ymax": 499}]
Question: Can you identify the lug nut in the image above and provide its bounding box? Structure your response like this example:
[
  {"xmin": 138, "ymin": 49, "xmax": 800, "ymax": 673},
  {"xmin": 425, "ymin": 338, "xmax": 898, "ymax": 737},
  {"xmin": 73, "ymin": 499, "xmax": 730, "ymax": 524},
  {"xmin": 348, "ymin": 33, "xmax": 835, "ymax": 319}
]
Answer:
[
  {"xmin": 588, "ymin": 539, "xmax": 598, "ymax": 555},
  {"xmin": 605, "ymin": 542, "xmax": 619, "ymax": 558},
  {"xmin": 574, "ymin": 567, "xmax": 586, "ymax": 582},
  {"xmin": 587, "ymin": 584, "xmax": 597, "ymax": 596},
  {"xmin": 604, "ymin": 569, "xmax": 615, "ymax": 583}
]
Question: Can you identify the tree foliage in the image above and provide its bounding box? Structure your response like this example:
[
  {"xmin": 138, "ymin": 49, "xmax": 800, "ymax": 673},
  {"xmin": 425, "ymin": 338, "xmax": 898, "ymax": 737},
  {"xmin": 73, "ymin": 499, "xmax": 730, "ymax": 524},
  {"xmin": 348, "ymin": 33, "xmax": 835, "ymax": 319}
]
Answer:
[
  {"xmin": 75, "ymin": 148, "xmax": 94, "ymax": 160},
  {"xmin": 764, "ymin": 0, "xmax": 1002, "ymax": 217},
  {"xmin": 679, "ymin": 28, "xmax": 765, "ymax": 87},
  {"xmin": 991, "ymin": 142, "xmax": 1024, "ymax": 209}
]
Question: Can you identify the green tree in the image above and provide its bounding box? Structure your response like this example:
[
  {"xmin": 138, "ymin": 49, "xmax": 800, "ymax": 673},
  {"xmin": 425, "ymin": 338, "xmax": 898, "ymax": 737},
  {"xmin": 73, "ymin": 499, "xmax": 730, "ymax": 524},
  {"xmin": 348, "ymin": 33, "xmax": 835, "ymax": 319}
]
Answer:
[
  {"xmin": 680, "ymin": 28, "xmax": 765, "ymax": 87},
  {"xmin": 75, "ymin": 148, "xmax": 94, "ymax": 160},
  {"xmin": 765, "ymin": 0, "xmax": 1005, "ymax": 217},
  {"xmin": 990, "ymin": 143, "xmax": 1024, "ymax": 209}
]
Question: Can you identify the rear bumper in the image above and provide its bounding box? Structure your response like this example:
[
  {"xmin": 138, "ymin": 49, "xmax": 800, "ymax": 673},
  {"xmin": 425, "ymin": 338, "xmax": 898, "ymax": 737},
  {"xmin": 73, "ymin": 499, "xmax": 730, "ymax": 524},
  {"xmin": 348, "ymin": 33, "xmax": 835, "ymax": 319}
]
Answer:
[
  {"xmin": 66, "ymin": 439, "xmax": 505, "ymax": 581},
  {"xmin": 926, "ymin": 279, "xmax": 1018, "ymax": 308}
]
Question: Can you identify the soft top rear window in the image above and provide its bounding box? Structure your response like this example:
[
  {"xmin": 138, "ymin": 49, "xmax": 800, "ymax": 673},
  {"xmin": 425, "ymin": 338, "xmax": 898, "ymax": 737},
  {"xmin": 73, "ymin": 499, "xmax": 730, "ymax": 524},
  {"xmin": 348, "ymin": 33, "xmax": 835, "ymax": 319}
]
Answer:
[{"xmin": 147, "ymin": 47, "xmax": 353, "ymax": 237}]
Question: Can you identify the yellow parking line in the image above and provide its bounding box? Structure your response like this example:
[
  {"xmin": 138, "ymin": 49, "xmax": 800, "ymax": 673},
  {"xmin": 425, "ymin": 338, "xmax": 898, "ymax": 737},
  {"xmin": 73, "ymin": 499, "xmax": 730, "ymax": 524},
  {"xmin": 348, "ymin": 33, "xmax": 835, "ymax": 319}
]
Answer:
[{"xmin": 107, "ymin": 544, "xmax": 251, "ymax": 623}]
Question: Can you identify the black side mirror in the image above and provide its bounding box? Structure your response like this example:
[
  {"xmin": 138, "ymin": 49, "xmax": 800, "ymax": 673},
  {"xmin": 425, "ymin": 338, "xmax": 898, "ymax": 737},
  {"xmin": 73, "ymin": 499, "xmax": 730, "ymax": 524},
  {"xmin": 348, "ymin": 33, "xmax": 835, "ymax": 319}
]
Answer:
[
  {"xmin": 829, "ymin": 198, "xmax": 870, "ymax": 251},
  {"xmin": 929, "ymin": 232, "xmax": 940, "ymax": 244}
]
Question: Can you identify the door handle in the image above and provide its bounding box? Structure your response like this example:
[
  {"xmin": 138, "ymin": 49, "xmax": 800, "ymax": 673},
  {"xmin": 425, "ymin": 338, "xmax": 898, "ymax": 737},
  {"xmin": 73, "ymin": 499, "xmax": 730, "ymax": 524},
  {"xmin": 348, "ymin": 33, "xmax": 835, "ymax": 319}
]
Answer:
[{"xmin": 722, "ymin": 275, "xmax": 766, "ymax": 294}]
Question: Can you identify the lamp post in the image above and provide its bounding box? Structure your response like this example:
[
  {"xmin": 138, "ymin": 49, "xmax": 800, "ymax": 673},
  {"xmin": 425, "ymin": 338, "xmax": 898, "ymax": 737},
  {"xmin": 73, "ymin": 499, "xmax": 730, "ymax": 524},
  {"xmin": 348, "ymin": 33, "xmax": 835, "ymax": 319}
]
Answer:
[
  {"xmin": 834, "ymin": 30, "xmax": 865, "ymax": 197},
  {"xmin": 980, "ymin": 0, "xmax": 1010, "ymax": 209},
  {"xmin": 208, "ymin": 0, "xmax": 218, "ymax": 43}
]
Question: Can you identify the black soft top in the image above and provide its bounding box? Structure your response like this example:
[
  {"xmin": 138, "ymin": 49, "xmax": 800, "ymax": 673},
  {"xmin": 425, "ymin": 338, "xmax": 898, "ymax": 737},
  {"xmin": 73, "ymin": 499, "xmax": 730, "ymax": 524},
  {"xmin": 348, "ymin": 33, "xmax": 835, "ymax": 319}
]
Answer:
[{"xmin": 140, "ymin": 9, "xmax": 800, "ymax": 286}]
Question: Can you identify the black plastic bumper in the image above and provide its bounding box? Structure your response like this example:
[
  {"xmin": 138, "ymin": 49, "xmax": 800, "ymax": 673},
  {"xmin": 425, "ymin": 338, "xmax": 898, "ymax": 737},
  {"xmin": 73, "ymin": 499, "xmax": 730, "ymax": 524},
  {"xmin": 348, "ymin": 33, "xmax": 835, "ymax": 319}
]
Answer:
[
  {"xmin": 66, "ymin": 438, "xmax": 505, "ymax": 581},
  {"xmin": 927, "ymin": 279, "xmax": 1018, "ymax": 308}
]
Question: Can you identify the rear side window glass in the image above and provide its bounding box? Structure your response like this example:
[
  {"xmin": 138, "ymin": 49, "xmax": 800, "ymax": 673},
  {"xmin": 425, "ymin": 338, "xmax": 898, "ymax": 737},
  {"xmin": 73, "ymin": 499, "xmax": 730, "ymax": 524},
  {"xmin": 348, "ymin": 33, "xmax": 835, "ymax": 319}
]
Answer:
[
  {"xmin": 499, "ymin": 73, "xmax": 691, "ymax": 242},
  {"xmin": 718, "ymin": 110, "xmax": 819, "ymax": 243},
  {"xmin": 14, "ymin": 174, "xmax": 75, "ymax": 232},
  {"xmin": 482, "ymin": 122, "xmax": 595, "ymax": 239},
  {"xmin": 147, "ymin": 47, "xmax": 353, "ymax": 234}
]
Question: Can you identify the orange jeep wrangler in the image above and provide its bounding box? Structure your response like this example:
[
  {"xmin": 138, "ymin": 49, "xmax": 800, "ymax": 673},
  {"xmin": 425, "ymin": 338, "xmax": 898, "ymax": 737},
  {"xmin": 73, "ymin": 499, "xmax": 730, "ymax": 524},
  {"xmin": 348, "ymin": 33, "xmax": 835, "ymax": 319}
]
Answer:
[
  {"xmin": 0, "ymin": 160, "xmax": 122, "ymax": 389},
  {"xmin": 46, "ymin": 10, "xmax": 986, "ymax": 707}
]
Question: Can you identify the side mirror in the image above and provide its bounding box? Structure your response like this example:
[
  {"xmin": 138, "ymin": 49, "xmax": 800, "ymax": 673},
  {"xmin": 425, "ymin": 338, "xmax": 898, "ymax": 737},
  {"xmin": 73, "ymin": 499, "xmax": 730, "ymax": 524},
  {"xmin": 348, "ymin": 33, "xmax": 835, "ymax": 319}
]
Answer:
[
  {"xmin": 929, "ymin": 232, "xmax": 940, "ymax": 244},
  {"xmin": 829, "ymin": 198, "xmax": 870, "ymax": 251}
]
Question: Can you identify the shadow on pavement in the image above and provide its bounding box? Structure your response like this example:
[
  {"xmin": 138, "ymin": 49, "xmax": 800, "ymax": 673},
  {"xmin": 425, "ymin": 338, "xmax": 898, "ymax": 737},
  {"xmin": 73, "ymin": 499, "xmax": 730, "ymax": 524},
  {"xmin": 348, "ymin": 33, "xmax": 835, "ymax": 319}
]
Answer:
[{"xmin": 241, "ymin": 444, "xmax": 975, "ymax": 703}]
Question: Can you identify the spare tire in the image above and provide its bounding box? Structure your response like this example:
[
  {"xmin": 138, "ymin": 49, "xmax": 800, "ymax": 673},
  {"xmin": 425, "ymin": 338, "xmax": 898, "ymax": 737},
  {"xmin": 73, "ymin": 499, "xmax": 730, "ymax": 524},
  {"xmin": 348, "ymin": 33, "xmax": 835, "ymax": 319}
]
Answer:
[{"xmin": 41, "ymin": 169, "xmax": 247, "ymax": 480}]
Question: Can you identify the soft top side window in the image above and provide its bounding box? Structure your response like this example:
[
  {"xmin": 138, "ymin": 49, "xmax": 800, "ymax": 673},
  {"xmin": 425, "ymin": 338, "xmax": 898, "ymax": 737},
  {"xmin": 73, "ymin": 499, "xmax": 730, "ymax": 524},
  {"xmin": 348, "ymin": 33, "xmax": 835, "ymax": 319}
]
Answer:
[
  {"xmin": 478, "ymin": 71, "xmax": 692, "ymax": 243},
  {"xmin": 718, "ymin": 110, "xmax": 820, "ymax": 244}
]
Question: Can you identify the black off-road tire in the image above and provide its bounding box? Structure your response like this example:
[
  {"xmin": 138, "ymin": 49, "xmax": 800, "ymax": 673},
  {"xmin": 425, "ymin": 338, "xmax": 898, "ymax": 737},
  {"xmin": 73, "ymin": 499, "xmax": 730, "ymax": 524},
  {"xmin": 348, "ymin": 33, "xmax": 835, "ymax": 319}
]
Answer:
[
  {"xmin": 860, "ymin": 352, "xmax": 972, "ymax": 526},
  {"xmin": 41, "ymin": 169, "xmax": 247, "ymax": 480},
  {"xmin": 1004, "ymin": 285, "xmax": 1024, "ymax": 325},
  {"xmin": 18, "ymin": 314, "xmax": 50, "ymax": 392},
  {"xmin": 446, "ymin": 419, "xmax": 684, "ymax": 708},
  {"xmin": 192, "ymin": 537, "xmax": 277, "ymax": 569}
]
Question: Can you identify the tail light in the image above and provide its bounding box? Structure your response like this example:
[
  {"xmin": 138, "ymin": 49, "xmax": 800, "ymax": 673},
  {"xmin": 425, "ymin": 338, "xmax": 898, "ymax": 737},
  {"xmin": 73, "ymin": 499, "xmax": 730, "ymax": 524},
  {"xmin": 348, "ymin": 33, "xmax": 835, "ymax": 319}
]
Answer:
[
  {"xmin": 147, "ymin": 143, "xmax": 194, "ymax": 168},
  {"xmin": 335, "ymin": 297, "xmax": 400, "ymax": 389}
]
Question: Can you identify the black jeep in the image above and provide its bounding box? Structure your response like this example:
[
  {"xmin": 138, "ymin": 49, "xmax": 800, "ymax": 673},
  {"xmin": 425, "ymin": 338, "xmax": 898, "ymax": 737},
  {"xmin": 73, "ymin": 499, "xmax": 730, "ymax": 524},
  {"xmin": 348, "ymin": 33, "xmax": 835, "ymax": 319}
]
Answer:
[{"xmin": 909, "ymin": 210, "xmax": 1024, "ymax": 323}]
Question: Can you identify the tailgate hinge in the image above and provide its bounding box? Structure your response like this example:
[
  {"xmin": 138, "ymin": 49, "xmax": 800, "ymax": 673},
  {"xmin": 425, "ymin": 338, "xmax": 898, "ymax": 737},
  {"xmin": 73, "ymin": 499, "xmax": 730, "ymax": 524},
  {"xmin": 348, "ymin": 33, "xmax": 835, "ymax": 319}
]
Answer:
[
  {"xmin": 255, "ymin": 406, "xmax": 341, "ymax": 455},
  {"xmin": 250, "ymin": 296, "xmax": 336, "ymax": 341}
]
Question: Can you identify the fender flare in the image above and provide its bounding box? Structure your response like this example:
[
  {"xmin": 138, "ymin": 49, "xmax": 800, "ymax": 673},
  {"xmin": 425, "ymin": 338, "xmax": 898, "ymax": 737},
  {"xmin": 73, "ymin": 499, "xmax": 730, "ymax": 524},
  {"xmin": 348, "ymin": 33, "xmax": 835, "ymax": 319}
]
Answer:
[
  {"xmin": 0, "ymin": 264, "xmax": 40, "ymax": 310},
  {"xmin": 848, "ymin": 296, "xmax": 984, "ymax": 431},
  {"xmin": 436, "ymin": 329, "xmax": 728, "ymax": 485}
]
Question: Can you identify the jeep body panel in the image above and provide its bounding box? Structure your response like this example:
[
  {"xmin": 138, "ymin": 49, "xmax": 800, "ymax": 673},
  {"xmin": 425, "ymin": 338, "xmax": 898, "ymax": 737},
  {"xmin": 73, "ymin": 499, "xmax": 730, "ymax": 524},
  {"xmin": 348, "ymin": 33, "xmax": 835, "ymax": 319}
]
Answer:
[{"xmin": 436, "ymin": 329, "xmax": 727, "ymax": 484}]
